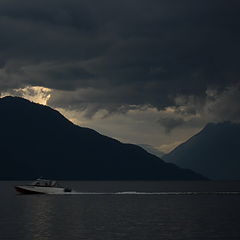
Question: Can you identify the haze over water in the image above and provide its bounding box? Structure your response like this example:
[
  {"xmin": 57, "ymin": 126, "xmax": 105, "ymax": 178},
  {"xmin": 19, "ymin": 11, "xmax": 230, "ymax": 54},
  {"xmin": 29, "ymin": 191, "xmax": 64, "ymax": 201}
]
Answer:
[{"xmin": 1, "ymin": 181, "xmax": 240, "ymax": 240}]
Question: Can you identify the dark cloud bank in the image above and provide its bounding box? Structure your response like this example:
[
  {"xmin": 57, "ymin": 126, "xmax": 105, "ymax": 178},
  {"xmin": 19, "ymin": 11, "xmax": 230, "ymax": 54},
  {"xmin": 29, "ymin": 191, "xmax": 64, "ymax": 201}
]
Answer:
[{"xmin": 0, "ymin": 0, "xmax": 240, "ymax": 129}]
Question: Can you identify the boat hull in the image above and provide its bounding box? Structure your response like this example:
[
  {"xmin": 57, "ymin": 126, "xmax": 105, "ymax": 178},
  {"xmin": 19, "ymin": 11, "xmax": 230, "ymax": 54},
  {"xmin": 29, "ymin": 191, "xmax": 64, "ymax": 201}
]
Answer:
[{"xmin": 15, "ymin": 185, "xmax": 67, "ymax": 194}]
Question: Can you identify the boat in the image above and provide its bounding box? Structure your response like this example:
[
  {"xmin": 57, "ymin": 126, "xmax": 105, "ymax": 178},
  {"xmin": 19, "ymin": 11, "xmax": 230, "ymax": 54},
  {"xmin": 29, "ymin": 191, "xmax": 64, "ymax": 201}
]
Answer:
[{"xmin": 15, "ymin": 178, "xmax": 72, "ymax": 194}]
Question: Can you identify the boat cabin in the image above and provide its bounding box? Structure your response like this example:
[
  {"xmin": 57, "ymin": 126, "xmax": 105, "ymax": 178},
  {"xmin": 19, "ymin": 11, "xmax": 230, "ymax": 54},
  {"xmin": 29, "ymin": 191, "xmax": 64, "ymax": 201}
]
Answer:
[{"xmin": 32, "ymin": 179, "xmax": 57, "ymax": 187}]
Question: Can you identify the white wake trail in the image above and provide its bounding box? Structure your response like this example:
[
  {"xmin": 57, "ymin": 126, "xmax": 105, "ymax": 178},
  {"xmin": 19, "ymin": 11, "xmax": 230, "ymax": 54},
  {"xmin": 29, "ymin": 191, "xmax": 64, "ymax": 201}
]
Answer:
[{"xmin": 51, "ymin": 191, "xmax": 240, "ymax": 195}]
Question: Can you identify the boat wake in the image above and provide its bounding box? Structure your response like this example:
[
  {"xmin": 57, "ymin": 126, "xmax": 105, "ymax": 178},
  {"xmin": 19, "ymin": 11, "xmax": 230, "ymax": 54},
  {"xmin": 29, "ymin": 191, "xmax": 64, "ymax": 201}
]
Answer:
[{"xmin": 52, "ymin": 191, "xmax": 240, "ymax": 195}]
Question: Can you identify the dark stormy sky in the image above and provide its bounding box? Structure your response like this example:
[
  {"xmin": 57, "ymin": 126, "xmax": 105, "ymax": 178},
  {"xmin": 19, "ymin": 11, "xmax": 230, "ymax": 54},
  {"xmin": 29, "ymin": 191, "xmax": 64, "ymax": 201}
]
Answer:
[{"xmin": 0, "ymin": 0, "xmax": 240, "ymax": 152}]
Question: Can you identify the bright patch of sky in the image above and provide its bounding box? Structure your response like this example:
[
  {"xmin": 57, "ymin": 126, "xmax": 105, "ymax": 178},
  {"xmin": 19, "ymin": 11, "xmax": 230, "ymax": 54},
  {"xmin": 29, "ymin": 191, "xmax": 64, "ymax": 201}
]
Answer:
[{"xmin": 0, "ymin": 86, "xmax": 52, "ymax": 105}]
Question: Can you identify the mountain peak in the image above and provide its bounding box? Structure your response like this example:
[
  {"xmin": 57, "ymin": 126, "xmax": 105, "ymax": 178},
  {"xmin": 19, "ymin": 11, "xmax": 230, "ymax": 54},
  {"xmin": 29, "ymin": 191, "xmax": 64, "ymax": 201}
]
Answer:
[
  {"xmin": 163, "ymin": 121, "xmax": 240, "ymax": 180},
  {"xmin": 1, "ymin": 95, "xmax": 32, "ymax": 103},
  {"xmin": 204, "ymin": 121, "xmax": 239, "ymax": 130},
  {"xmin": 0, "ymin": 95, "xmax": 73, "ymax": 127}
]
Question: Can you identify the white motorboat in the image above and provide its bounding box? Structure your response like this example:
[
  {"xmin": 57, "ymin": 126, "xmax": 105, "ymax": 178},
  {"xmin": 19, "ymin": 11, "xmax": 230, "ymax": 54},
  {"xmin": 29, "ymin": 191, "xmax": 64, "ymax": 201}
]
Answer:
[{"xmin": 15, "ymin": 178, "xmax": 72, "ymax": 194}]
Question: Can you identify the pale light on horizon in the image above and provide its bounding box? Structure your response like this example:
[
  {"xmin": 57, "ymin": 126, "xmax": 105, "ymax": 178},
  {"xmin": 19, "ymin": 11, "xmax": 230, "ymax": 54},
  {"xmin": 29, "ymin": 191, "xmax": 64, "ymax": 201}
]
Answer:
[{"xmin": 0, "ymin": 86, "xmax": 52, "ymax": 105}]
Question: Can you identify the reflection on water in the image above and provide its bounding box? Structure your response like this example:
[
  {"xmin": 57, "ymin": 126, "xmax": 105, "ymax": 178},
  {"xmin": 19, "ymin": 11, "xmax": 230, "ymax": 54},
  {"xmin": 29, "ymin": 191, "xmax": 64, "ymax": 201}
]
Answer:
[{"xmin": 23, "ymin": 196, "xmax": 53, "ymax": 240}]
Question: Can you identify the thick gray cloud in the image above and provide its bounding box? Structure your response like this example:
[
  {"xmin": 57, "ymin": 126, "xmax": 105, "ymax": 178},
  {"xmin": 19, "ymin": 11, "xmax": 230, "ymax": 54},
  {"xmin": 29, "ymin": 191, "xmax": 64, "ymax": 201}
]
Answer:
[
  {"xmin": 0, "ymin": 0, "xmax": 239, "ymax": 118},
  {"xmin": 156, "ymin": 84, "xmax": 240, "ymax": 132}
]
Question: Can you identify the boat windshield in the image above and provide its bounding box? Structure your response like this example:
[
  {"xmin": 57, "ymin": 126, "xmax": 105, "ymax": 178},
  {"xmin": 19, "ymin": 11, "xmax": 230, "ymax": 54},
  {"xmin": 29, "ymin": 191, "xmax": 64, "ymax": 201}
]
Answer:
[{"xmin": 32, "ymin": 179, "xmax": 57, "ymax": 187}]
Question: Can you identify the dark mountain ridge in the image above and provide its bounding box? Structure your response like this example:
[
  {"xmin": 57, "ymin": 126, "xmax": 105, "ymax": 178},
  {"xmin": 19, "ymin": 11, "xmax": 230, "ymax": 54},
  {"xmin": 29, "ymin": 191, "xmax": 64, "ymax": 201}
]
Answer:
[
  {"xmin": 0, "ymin": 96, "xmax": 206, "ymax": 180},
  {"xmin": 163, "ymin": 122, "xmax": 240, "ymax": 180}
]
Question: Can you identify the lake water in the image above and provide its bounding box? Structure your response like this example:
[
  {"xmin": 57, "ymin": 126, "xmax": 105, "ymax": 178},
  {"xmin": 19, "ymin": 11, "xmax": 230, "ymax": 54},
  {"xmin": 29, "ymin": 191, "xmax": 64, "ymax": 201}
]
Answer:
[{"xmin": 1, "ymin": 181, "xmax": 240, "ymax": 240}]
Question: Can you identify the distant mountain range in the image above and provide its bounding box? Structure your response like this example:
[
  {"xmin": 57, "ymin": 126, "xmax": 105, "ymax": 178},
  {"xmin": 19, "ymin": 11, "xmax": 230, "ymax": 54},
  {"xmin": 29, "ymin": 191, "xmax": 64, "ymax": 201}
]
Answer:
[
  {"xmin": 0, "ymin": 96, "xmax": 206, "ymax": 180},
  {"xmin": 163, "ymin": 122, "xmax": 240, "ymax": 180},
  {"xmin": 138, "ymin": 144, "xmax": 165, "ymax": 158}
]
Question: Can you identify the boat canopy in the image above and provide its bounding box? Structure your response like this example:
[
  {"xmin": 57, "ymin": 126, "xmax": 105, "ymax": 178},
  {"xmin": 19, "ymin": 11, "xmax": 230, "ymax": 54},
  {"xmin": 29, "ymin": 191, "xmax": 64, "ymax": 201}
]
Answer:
[{"xmin": 32, "ymin": 179, "xmax": 57, "ymax": 187}]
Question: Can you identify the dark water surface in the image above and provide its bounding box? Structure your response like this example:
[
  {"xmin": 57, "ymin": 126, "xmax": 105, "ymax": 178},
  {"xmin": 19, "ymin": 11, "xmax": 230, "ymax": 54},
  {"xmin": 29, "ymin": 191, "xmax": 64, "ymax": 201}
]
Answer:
[{"xmin": 1, "ymin": 181, "xmax": 240, "ymax": 240}]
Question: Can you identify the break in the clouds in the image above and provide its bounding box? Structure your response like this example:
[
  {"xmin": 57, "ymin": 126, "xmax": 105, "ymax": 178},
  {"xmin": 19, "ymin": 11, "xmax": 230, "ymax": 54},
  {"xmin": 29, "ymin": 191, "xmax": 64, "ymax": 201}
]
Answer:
[{"xmin": 0, "ymin": 0, "xmax": 240, "ymax": 151}]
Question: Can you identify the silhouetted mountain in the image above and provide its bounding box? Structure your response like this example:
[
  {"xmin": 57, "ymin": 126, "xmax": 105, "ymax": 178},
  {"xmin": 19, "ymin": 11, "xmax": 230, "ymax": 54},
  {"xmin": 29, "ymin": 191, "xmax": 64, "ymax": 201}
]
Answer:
[
  {"xmin": 138, "ymin": 144, "xmax": 165, "ymax": 158},
  {"xmin": 0, "ymin": 96, "xmax": 206, "ymax": 180},
  {"xmin": 163, "ymin": 122, "xmax": 240, "ymax": 180}
]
